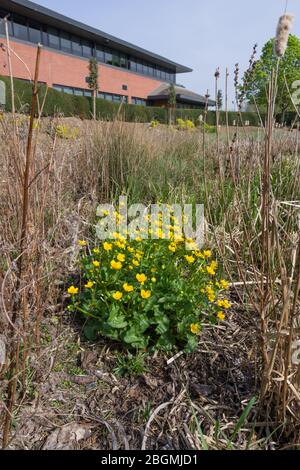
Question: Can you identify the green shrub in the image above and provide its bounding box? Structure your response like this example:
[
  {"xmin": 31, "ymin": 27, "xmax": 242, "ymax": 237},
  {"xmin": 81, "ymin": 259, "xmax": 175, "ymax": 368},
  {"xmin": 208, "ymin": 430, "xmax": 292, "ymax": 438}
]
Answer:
[
  {"xmin": 1, "ymin": 76, "xmax": 265, "ymax": 126},
  {"xmin": 68, "ymin": 208, "xmax": 231, "ymax": 353}
]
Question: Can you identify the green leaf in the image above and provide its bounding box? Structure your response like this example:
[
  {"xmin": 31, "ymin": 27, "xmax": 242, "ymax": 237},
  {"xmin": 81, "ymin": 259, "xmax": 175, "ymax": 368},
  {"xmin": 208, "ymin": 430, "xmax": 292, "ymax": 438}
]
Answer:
[
  {"xmin": 84, "ymin": 321, "xmax": 101, "ymax": 341},
  {"xmin": 107, "ymin": 305, "xmax": 128, "ymax": 329}
]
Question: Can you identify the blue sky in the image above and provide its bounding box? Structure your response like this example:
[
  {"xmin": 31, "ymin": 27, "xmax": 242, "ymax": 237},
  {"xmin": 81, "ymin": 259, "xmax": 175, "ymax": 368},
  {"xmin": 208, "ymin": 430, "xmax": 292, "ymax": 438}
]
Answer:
[{"xmin": 33, "ymin": 0, "xmax": 300, "ymax": 107}]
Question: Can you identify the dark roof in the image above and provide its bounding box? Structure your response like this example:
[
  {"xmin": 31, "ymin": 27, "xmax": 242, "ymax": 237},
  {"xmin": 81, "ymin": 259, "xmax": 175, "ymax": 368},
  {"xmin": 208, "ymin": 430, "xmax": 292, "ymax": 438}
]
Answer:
[
  {"xmin": 148, "ymin": 84, "xmax": 215, "ymax": 106},
  {"xmin": 2, "ymin": 0, "xmax": 192, "ymax": 74}
]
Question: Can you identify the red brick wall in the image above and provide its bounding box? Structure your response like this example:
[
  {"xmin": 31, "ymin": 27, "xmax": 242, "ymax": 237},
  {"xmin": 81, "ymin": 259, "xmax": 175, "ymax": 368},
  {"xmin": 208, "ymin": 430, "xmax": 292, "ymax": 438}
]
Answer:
[{"xmin": 0, "ymin": 40, "xmax": 163, "ymax": 104}]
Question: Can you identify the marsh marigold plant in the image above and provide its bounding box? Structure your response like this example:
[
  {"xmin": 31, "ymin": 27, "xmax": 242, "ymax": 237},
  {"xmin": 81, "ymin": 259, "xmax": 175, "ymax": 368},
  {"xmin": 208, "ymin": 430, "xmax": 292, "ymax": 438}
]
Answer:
[{"xmin": 68, "ymin": 208, "xmax": 231, "ymax": 352}]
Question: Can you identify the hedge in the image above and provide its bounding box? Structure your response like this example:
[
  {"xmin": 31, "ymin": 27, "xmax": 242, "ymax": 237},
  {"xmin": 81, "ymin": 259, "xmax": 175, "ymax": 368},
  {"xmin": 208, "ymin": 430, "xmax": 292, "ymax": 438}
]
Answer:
[{"xmin": 0, "ymin": 76, "xmax": 266, "ymax": 126}]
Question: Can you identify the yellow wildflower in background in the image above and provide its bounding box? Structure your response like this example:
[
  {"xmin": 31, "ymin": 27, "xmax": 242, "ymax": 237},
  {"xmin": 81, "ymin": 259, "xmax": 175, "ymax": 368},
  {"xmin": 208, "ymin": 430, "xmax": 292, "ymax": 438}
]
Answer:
[
  {"xmin": 185, "ymin": 255, "xmax": 196, "ymax": 264},
  {"xmin": 85, "ymin": 281, "xmax": 94, "ymax": 289},
  {"xmin": 123, "ymin": 283, "xmax": 134, "ymax": 293},
  {"xmin": 68, "ymin": 286, "xmax": 78, "ymax": 295},
  {"xmin": 111, "ymin": 260, "xmax": 122, "ymax": 270},
  {"xmin": 221, "ymin": 279, "xmax": 229, "ymax": 290},
  {"xmin": 203, "ymin": 250, "xmax": 212, "ymax": 259},
  {"xmin": 136, "ymin": 273, "xmax": 147, "ymax": 284},
  {"xmin": 78, "ymin": 240, "xmax": 87, "ymax": 246},
  {"xmin": 217, "ymin": 312, "xmax": 225, "ymax": 321},
  {"xmin": 93, "ymin": 248, "xmax": 100, "ymax": 254},
  {"xmin": 112, "ymin": 291, "xmax": 123, "ymax": 300},
  {"xmin": 218, "ymin": 299, "xmax": 231, "ymax": 310},
  {"xmin": 190, "ymin": 323, "xmax": 201, "ymax": 335},
  {"xmin": 117, "ymin": 253, "xmax": 126, "ymax": 263},
  {"xmin": 93, "ymin": 260, "xmax": 100, "ymax": 268},
  {"xmin": 141, "ymin": 290, "xmax": 151, "ymax": 300},
  {"xmin": 169, "ymin": 243, "xmax": 176, "ymax": 253},
  {"xmin": 103, "ymin": 242, "xmax": 112, "ymax": 252}
]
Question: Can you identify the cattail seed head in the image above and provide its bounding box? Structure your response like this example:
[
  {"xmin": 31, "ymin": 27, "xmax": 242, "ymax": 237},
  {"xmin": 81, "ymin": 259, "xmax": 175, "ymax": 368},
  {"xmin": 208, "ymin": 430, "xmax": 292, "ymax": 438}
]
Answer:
[{"xmin": 274, "ymin": 14, "xmax": 294, "ymax": 57}]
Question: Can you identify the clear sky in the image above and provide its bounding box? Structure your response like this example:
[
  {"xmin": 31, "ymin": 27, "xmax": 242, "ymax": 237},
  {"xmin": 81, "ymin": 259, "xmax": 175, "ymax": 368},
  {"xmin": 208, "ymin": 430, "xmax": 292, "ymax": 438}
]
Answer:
[{"xmin": 32, "ymin": 0, "xmax": 300, "ymax": 107}]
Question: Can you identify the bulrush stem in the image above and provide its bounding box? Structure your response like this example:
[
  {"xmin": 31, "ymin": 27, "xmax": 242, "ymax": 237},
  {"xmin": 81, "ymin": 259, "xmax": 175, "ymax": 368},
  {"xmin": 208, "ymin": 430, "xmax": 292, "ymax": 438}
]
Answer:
[{"xmin": 2, "ymin": 44, "xmax": 42, "ymax": 450}]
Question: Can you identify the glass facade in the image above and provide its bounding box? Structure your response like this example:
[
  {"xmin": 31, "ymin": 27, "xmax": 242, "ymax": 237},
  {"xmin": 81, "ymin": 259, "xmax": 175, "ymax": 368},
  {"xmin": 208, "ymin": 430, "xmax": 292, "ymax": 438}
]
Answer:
[
  {"xmin": 132, "ymin": 97, "xmax": 147, "ymax": 106},
  {"xmin": 53, "ymin": 84, "xmax": 93, "ymax": 97},
  {"xmin": 0, "ymin": 9, "xmax": 176, "ymax": 83},
  {"xmin": 98, "ymin": 92, "xmax": 128, "ymax": 103}
]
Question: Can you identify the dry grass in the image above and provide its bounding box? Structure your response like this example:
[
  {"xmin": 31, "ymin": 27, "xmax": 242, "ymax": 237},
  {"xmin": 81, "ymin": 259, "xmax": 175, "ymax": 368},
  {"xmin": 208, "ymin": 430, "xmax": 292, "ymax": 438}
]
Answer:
[{"xmin": 0, "ymin": 114, "xmax": 300, "ymax": 449}]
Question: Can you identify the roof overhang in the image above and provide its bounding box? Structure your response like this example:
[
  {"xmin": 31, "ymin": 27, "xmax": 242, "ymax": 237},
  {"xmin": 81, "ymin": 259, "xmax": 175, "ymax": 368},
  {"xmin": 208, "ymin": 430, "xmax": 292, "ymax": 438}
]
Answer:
[
  {"xmin": 148, "ymin": 93, "xmax": 215, "ymax": 107},
  {"xmin": 2, "ymin": 0, "xmax": 193, "ymax": 74}
]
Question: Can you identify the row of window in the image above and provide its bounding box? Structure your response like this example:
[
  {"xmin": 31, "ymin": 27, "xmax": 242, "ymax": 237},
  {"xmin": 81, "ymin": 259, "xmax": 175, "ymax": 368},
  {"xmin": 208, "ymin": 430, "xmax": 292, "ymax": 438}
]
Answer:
[
  {"xmin": 98, "ymin": 92, "xmax": 128, "ymax": 103},
  {"xmin": 0, "ymin": 10, "xmax": 176, "ymax": 83},
  {"xmin": 53, "ymin": 85, "xmax": 129, "ymax": 103},
  {"xmin": 52, "ymin": 85, "xmax": 148, "ymax": 106},
  {"xmin": 132, "ymin": 97, "xmax": 147, "ymax": 106},
  {"xmin": 53, "ymin": 84, "xmax": 93, "ymax": 97}
]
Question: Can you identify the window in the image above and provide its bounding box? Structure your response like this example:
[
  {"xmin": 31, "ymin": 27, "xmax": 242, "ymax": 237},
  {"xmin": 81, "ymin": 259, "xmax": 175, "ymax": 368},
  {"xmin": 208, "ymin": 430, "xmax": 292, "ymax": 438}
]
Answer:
[
  {"xmin": 111, "ymin": 52, "xmax": 120, "ymax": 67},
  {"xmin": 0, "ymin": 10, "xmax": 13, "ymax": 36},
  {"xmin": 71, "ymin": 35, "xmax": 82, "ymax": 56},
  {"xmin": 98, "ymin": 92, "xmax": 128, "ymax": 103},
  {"xmin": 47, "ymin": 27, "xmax": 60, "ymax": 49},
  {"xmin": 84, "ymin": 90, "xmax": 92, "ymax": 97},
  {"xmin": 105, "ymin": 49, "xmax": 113, "ymax": 65},
  {"xmin": 129, "ymin": 59, "xmax": 137, "ymax": 72},
  {"xmin": 53, "ymin": 84, "xmax": 92, "ymax": 96},
  {"xmin": 13, "ymin": 15, "xmax": 28, "ymax": 41},
  {"xmin": 74, "ymin": 88, "xmax": 84, "ymax": 96},
  {"xmin": 96, "ymin": 46, "xmax": 105, "ymax": 62},
  {"xmin": 120, "ymin": 55, "xmax": 127, "ymax": 69},
  {"xmin": 28, "ymin": 21, "xmax": 41, "ymax": 43},
  {"xmin": 122, "ymin": 85, "xmax": 128, "ymax": 91},
  {"xmin": 137, "ymin": 60, "xmax": 143, "ymax": 74},
  {"xmin": 60, "ymin": 31, "xmax": 71, "ymax": 53},
  {"xmin": 132, "ymin": 97, "xmax": 146, "ymax": 106},
  {"xmin": 82, "ymin": 39, "xmax": 92, "ymax": 58}
]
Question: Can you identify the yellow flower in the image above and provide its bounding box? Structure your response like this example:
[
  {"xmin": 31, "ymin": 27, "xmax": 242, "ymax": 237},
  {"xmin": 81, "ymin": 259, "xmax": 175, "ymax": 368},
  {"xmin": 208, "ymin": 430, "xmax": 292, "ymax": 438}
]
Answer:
[
  {"xmin": 135, "ymin": 237, "xmax": 142, "ymax": 242},
  {"xmin": 123, "ymin": 283, "xmax": 134, "ymax": 293},
  {"xmin": 78, "ymin": 240, "xmax": 87, "ymax": 246},
  {"xmin": 127, "ymin": 246, "xmax": 134, "ymax": 253},
  {"xmin": 111, "ymin": 260, "xmax": 122, "ymax": 270},
  {"xmin": 217, "ymin": 312, "xmax": 225, "ymax": 321},
  {"xmin": 217, "ymin": 299, "xmax": 231, "ymax": 309},
  {"xmin": 185, "ymin": 255, "xmax": 196, "ymax": 264},
  {"xmin": 93, "ymin": 248, "xmax": 100, "ymax": 254},
  {"xmin": 206, "ymin": 286, "xmax": 216, "ymax": 302},
  {"xmin": 136, "ymin": 273, "xmax": 147, "ymax": 284},
  {"xmin": 93, "ymin": 260, "xmax": 100, "ymax": 268},
  {"xmin": 116, "ymin": 241, "xmax": 126, "ymax": 249},
  {"xmin": 112, "ymin": 291, "xmax": 123, "ymax": 300},
  {"xmin": 128, "ymin": 266, "xmax": 133, "ymax": 271},
  {"xmin": 190, "ymin": 323, "xmax": 201, "ymax": 335},
  {"xmin": 85, "ymin": 281, "xmax": 94, "ymax": 289},
  {"xmin": 117, "ymin": 253, "xmax": 126, "ymax": 262},
  {"xmin": 68, "ymin": 286, "xmax": 78, "ymax": 295},
  {"xmin": 207, "ymin": 266, "xmax": 216, "ymax": 276},
  {"xmin": 141, "ymin": 290, "xmax": 151, "ymax": 300},
  {"xmin": 195, "ymin": 251, "xmax": 204, "ymax": 259},
  {"xmin": 132, "ymin": 259, "xmax": 140, "ymax": 267},
  {"xmin": 103, "ymin": 242, "xmax": 113, "ymax": 252},
  {"xmin": 221, "ymin": 279, "xmax": 229, "ymax": 290},
  {"xmin": 151, "ymin": 277, "xmax": 157, "ymax": 283},
  {"xmin": 168, "ymin": 243, "xmax": 176, "ymax": 253},
  {"xmin": 203, "ymin": 250, "xmax": 212, "ymax": 259}
]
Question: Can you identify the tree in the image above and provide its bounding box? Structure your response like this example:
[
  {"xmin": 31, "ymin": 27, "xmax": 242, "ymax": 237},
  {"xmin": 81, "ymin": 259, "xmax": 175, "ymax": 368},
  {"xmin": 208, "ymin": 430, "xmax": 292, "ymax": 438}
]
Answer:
[
  {"xmin": 241, "ymin": 34, "xmax": 300, "ymax": 117},
  {"xmin": 217, "ymin": 90, "xmax": 223, "ymax": 110},
  {"xmin": 87, "ymin": 57, "xmax": 99, "ymax": 120},
  {"xmin": 168, "ymin": 83, "xmax": 177, "ymax": 125}
]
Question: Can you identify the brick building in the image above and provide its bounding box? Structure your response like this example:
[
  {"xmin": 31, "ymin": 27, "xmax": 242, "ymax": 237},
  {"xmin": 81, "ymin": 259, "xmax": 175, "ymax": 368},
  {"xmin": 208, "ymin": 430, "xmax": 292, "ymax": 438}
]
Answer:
[{"xmin": 0, "ymin": 0, "xmax": 214, "ymax": 108}]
